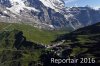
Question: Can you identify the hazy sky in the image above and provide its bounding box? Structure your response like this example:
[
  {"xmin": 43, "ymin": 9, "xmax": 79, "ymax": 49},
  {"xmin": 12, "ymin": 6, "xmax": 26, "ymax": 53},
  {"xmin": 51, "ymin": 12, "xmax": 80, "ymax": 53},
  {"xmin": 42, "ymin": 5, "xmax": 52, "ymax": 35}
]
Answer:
[{"xmin": 64, "ymin": 0, "xmax": 100, "ymax": 9}]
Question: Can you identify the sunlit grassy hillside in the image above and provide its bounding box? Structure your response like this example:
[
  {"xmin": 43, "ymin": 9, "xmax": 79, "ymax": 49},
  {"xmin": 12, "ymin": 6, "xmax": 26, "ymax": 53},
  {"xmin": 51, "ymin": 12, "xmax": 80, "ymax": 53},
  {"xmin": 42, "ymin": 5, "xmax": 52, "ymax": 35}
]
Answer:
[{"xmin": 0, "ymin": 22, "xmax": 67, "ymax": 44}]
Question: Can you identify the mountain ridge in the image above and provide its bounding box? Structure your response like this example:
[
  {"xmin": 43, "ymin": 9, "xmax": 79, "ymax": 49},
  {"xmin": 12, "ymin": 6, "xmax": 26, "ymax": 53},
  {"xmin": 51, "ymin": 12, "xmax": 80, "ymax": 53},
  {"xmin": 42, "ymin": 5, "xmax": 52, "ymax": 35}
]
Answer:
[
  {"xmin": 0, "ymin": 0, "xmax": 100, "ymax": 30},
  {"xmin": 53, "ymin": 22, "xmax": 100, "ymax": 63}
]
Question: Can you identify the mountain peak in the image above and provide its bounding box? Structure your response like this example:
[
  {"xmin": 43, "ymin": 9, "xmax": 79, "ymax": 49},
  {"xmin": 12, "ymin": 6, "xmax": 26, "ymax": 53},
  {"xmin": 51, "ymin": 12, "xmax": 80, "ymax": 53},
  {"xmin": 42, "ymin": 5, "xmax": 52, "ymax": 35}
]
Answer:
[
  {"xmin": 39, "ymin": 0, "xmax": 65, "ymax": 12},
  {"xmin": 7, "ymin": 0, "xmax": 40, "ymax": 14}
]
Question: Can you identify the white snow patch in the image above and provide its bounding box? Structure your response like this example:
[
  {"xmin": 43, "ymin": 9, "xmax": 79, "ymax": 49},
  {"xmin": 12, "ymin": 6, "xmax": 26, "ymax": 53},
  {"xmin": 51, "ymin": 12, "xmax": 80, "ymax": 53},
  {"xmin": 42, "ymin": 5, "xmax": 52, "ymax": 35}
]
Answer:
[
  {"xmin": 0, "ymin": 14, "xmax": 5, "ymax": 17},
  {"xmin": 40, "ymin": 0, "xmax": 55, "ymax": 9},
  {"xmin": 3, "ymin": 11, "xmax": 8, "ymax": 14},
  {"xmin": 7, "ymin": 0, "xmax": 40, "ymax": 14},
  {"xmin": 41, "ymin": 23, "xmax": 54, "ymax": 28},
  {"xmin": 64, "ymin": 14, "xmax": 73, "ymax": 20},
  {"xmin": 1, "ymin": 15, "xmax": 6, "ymax": 17},
  {"xmin": 39, "ymin": 0, "xmax": 65, "ymax": 12},
  {"xmin": 49, "ymin": 25, "xmax": 54, "ymax": 28},
  {"xmin": 93, "ymin": 6, "xmax": 100, "ymax": 10}
]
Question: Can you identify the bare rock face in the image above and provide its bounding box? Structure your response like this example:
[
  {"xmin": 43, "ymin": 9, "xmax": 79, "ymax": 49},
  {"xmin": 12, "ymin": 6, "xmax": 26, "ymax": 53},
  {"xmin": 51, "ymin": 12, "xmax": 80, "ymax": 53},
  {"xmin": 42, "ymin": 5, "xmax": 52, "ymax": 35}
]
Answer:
[
  {"xmin": 0, "ymin": 0, "xmax": 70, "ymax": 30},
  {"xmin": 0, "ymin": 0, "xmax": 100, "ymax": 30}
]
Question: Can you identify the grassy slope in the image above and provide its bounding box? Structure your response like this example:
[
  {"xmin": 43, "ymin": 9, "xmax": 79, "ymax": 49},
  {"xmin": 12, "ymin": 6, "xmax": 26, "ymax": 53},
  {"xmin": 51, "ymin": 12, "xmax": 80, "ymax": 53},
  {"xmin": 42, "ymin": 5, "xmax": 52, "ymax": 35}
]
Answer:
[
  {"xmin": 61, "ymin": 22, "xmax": 100, "ymax": 62},
  {"xmin": 0, "ymin": 22, "xmax": 67, "ymax": 45},
  {"xmin": 0, "ymin": 29, "xmax": 45, "ymax": 66},
  {"xmin": 0, "ymin": 22, "xmax": 68, "ymax": 66}
]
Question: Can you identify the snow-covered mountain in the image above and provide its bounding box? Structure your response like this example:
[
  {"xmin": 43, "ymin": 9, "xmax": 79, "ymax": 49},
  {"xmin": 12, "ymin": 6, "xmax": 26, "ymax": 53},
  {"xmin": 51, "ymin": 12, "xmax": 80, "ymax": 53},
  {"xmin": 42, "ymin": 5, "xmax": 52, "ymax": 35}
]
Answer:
[
  {"xmin": 0, "ymin": 0, "xmax": 100, "ymax": 30},
  {"xmin": 39, "ymin": 0, "xmax": 65, "ymax": 12},
  {"xmin": 66, "ymin": 7, "xmax": 100, "ymax": 26},
  {"xmin": 0, "ymin": 0, "xmax": 71, "ymax": 30}
]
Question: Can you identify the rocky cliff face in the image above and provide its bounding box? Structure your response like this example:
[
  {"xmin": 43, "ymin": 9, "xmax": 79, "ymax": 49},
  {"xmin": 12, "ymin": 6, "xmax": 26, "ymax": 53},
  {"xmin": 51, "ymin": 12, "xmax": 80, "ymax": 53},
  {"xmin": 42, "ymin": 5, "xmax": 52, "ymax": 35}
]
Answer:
[
  {"xmin": 0, "ymin": 0, "xmax": 100, "ymax": 30},
  {"xmin": 67, "ymin": 7, "xmax": 100, "ymax": 26},
  {"xmin": 0, "ymin": 0, "xmax": 72, "ymax": 30}
]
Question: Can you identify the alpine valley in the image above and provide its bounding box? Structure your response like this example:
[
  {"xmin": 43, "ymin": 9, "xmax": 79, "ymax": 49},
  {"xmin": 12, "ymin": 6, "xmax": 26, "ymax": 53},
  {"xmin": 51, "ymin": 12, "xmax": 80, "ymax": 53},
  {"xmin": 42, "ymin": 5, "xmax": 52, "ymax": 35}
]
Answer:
[{"xmin": 0, "ymin": 0, "xmax": 100, "ymax": 66}]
